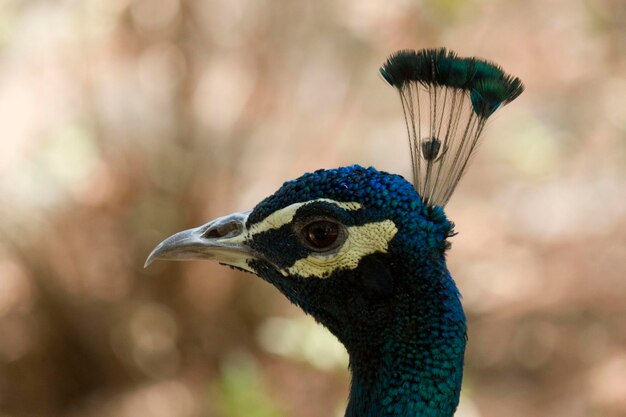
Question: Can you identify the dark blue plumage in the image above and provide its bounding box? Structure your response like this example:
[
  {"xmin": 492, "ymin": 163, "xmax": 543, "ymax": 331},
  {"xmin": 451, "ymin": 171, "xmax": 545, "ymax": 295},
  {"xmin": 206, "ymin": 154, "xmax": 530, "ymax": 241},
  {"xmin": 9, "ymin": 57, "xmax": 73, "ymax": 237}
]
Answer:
[
  {"xmin": 145, "ymin": 48, "xmax": 523, "ymax": 417},
  {"xmin": 247, "ymin": 166, "xmax": 465, "ymax": 416}
]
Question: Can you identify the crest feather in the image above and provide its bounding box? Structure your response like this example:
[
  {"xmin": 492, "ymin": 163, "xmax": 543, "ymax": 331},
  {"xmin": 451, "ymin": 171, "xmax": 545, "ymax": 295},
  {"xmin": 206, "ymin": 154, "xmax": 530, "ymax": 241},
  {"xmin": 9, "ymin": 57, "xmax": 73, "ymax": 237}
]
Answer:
[{"xmin": 381, "ymin": 48, "xmax": 524, "ymax": 207}]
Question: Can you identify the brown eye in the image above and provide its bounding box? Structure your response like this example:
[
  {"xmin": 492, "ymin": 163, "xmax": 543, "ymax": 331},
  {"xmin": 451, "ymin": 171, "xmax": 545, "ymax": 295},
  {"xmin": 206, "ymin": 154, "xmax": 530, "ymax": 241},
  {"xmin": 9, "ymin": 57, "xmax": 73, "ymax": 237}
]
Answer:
[{"xmin": 304, "ymin": 221, "xmax": 340, "ymax": 249}]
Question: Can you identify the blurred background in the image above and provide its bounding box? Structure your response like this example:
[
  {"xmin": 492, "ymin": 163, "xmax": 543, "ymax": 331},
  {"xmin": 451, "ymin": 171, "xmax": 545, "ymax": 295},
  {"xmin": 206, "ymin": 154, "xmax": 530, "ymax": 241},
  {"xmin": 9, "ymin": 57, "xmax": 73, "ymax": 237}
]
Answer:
[{"xmin": 1, "ymin": 0, "xmax": 625, "ymax": 416}]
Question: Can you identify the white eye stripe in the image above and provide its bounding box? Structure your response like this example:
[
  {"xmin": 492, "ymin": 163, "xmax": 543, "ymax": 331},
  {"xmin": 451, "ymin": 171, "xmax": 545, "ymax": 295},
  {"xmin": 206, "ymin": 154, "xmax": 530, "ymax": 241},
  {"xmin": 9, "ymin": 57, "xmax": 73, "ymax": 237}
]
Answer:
[
  {"xmin": 223, "ymin": 199, "xmax": 361, "ymax": 246},
  {"xmin": 247, "ymin": 199, "xmax": 362, "ymax": 237},
  {"xmin": 283, "ymin": 219, "xmax": 398, "ymax": 278}
]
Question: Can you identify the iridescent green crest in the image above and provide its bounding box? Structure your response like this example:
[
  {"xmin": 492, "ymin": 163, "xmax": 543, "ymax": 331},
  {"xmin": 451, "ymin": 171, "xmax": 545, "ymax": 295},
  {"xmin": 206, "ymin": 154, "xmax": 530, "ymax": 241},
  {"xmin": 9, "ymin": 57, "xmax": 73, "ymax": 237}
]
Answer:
[{"xmin": 381, "ymin": 48, "xmax": 524, "ymax": 206}]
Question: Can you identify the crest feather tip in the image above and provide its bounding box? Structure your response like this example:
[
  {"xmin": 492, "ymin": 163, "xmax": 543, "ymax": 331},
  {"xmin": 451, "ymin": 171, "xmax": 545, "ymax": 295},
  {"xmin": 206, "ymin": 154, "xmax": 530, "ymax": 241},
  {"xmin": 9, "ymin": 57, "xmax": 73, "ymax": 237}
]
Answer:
[{"xmin": 380, "ymin": 48, "xmax": 524, "ymax": 207}]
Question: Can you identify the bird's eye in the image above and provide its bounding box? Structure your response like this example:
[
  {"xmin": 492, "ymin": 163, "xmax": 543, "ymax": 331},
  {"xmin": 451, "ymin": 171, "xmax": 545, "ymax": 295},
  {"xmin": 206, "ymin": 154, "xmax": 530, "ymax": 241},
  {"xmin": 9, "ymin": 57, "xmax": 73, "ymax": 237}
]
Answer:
[{"xmin": 303, "ymin": 220, "xmax": 340, "ymax": 250}]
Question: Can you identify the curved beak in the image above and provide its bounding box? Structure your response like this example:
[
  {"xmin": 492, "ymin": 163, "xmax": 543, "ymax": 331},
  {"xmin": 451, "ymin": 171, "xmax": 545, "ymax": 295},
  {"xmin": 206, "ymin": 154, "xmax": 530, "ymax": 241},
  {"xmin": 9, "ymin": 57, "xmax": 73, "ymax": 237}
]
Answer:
[{"xmin": 144, "ymin": 210, "xmax": 256, "ymax": 272}]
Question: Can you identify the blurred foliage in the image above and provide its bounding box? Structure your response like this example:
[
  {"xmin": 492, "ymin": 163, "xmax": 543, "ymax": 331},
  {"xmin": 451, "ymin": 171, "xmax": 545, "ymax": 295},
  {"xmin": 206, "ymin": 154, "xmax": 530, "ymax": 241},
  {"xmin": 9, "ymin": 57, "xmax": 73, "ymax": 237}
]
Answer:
[
  {"xmin": 0, "ymin": 0, "xmax": 625, "ymax": 416},
  {"xmin": 214, "ymin": 354, "xmax": 284, "ymax": 417}
]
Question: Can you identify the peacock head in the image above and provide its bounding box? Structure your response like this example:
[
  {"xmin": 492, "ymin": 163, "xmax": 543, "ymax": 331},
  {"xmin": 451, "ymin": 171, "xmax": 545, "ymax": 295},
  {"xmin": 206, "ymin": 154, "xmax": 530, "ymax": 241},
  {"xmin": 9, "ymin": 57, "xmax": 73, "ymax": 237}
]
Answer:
[
  {"xmin": 146, "ymin": 47, "xmax": 523, "ymax": 355},
  {"xmin": 145, "ymin": 165, "xmax": 453, "ymax": 349},
  {"xmin": 145, "ymin": 49, "xmax": 523, "ymax": 415}
]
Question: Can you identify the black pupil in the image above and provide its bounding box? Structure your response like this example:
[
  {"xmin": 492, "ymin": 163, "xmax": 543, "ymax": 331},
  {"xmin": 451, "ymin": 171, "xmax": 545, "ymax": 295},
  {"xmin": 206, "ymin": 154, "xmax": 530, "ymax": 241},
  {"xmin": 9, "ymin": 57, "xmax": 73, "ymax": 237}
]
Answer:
[{"xmin": 305, "ymin": 221, "xmax": 339, "ymax": 249}]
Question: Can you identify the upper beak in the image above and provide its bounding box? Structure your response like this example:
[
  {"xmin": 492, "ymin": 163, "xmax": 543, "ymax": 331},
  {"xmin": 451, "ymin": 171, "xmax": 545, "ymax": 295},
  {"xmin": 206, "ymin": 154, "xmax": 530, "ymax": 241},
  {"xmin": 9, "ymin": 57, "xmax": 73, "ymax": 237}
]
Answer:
[{"xmin": 144, "ymin": 210, "xmax": 256, "ymax": 272}]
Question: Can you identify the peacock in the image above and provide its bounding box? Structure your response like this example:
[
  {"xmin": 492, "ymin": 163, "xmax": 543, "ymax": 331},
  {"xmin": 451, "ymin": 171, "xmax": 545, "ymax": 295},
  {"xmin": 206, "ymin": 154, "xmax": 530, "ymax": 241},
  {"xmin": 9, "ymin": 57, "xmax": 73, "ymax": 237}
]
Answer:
[{"xmin": 145, "ymin": 48, "xmax": 523, "ymax": 417}]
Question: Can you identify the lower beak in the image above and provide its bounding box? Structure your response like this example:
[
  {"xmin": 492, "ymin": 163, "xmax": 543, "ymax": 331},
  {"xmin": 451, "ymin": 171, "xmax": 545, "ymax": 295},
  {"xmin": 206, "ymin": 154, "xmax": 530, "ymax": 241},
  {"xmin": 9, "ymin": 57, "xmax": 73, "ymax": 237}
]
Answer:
[{"xmin": 144, "ymin": 210, "xmax": 256, "ymax": 272}]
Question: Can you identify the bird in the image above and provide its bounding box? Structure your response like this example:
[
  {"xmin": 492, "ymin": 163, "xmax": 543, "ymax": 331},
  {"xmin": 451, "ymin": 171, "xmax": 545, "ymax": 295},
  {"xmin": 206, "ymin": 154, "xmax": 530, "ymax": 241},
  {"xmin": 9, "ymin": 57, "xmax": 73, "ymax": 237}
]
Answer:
[{"xmin": 145, "ymin": 48, "xmax": 523, "ymax": 417}]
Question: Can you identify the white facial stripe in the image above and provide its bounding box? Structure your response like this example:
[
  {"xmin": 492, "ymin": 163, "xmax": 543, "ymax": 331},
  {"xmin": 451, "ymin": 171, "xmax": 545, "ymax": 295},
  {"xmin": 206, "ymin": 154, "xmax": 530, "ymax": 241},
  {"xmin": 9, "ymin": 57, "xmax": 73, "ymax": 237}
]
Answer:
[
  {"xmin": 247, "ymin": 199, "xmax": 362, "ymax": 237},
  {"xmin": 283, "ymin": 219, "xmax": 398, "ymax": 278},
  {"xmin": 223, "ymin": 199, "xmax": 361, "ymax": 246}
]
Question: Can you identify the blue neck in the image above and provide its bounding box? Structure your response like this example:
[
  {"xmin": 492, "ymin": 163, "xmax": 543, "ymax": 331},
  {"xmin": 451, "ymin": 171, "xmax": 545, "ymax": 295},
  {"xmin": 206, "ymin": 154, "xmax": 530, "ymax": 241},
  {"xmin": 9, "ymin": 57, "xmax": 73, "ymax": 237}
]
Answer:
[{"xmin": 345, "ymin": 270, "xmax": 466, "ymax": 417}]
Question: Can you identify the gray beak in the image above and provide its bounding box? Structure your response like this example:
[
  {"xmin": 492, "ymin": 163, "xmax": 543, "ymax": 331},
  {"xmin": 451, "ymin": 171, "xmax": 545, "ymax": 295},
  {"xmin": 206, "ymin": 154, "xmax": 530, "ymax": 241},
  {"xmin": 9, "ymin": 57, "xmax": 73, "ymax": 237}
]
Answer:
[{"xmin": 144, "ymin": 210, "xmax": 256, "ymax": 272}]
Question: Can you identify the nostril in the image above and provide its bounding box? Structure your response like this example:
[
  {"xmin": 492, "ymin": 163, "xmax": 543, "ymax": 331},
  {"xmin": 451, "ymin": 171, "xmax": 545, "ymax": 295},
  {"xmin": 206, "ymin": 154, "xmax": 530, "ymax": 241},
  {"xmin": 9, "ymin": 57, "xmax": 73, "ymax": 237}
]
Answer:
[
  {"xmin": 204, "ymin": 228, "xmax": 223, "ymax": 238},
  {"xmin": 203, "ymin": 220, "xmax": 242, "ymax": 239}
]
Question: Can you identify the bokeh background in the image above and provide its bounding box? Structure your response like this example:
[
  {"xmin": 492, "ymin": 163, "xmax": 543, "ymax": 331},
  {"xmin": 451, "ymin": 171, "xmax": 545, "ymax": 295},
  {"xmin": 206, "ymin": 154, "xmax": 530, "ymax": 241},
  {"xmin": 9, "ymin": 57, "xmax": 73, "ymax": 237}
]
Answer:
[{"xmin": 1, "ymin": 0, "xmax": 625, "ymax": 416}]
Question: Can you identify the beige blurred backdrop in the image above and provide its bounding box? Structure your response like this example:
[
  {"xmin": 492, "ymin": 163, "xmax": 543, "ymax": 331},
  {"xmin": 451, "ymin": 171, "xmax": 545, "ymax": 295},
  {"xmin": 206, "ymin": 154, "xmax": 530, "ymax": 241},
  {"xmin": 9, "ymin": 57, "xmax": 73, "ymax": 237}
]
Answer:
[{"xmin": 1, "ymin": 0, "xmax": 625, "ymax": 416}]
